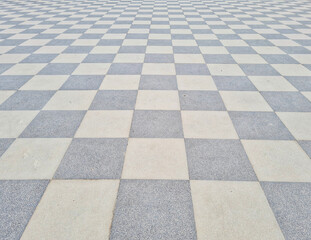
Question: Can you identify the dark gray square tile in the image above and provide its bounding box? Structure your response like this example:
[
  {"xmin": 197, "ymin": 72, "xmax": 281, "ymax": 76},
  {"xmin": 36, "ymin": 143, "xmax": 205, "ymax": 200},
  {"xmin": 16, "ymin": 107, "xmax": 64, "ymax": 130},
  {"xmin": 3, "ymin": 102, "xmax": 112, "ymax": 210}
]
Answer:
[
  {"xmin": 63, "ymin": 46, "xmax": 93, "ymax": 53},
  {"xmin": 299, "ymin": 141, "xmax": 311, "ymax": 158},
  {"xmin": 173, "ymin": 46, "xmax": 200, "ymax": 54},
  {"xmin": 261, "ymin": 182, "xmax": 311, "ymax": 240},
  {"xmin": 226, "ymin": 46, "xmax": 257, "ymax": 54},
  {"xmin": 185, "ymin": 139, "xmax": 257, "ymax": 180},
  {"xmin": 21, "ymin": 54, "xmax": 57, "ymax": 63},
  {"xmin": 118, "ymin": 46, "xmax": 146, "ymax": 53},
  {"xmin": 262, "ymin": 92, "xmax": 311, "ymax": 112},
  {"xmin": 0, "ymin": 91, "xmax": 55, "ymax": 110},
  {"xmin": 90, "ymin": 90, "xmax": 137, "ymax": 110},
  {"xmin": 8, "ymin": 46, "xmax": 39, "ymax": 54},
  {"xmin": 20, "ymin": 110, "xmax": 85, "ymax": 138},
  {"xmin": 0, "ymin": 64, "xmax": 14, "ymax": 74},
  {"xmin": 107, "ymin": 63, "xmax": 143, "ymax": 75},
  {"xmin": 130, "ymin": 110, "xmax": 183, "ymax": 138},
  {"xmin": 203, "ymin": 54, "xmax": 236, "ymax": 64},
  {"xmin": 61, "ymin": 75, "xmax": 103, "ymax": 90},
  {"xmin": 286, "ymin": 77, "xmax": 311, "ymax": 91},
  {"xmin": 110, "ymin": 180, "xmax": 196, "ymax": 240},
  {"xmin": 144, "ymin": 54, "xmax": 174, "ymax": 63},
  {"xmin": 139, "ymin": 75, "xmax": 177, "ymax": 90},
  {"xmin": 240, "ymin": 64, "xmax": 280, "ymax": 76},
  {"xmin": 38, "ymin": 63, "xmax": 78, "ymax": 75},
  {"xmin": 261, "ymin": 54, "xmax": 299, "ymax": 64},
  {"xmin": 175, "ymin": 64, "xmax": 210, "ymax": 75},
  {"xmin": 0, "ymin": 76, "xmax": 31, "ymax": 90},
  {"xmin": 213, "ymin": 76, "xmax": 257, "ymax": 91},
  {"xmin": 0, "ymin": 139, "xmax": 14, "ymax": 158},
  {"xmin": 54, "ymin": 138, "xmax": 127, "ymax": 179},
  {"xmin": 179, "ymin": 91, "xmax": 225, "ymax": 110},
  {"xmin": 82, "ymin": 54, "xmax": 115, "ymax": 63},
  {"xmin": 0, "ymin": 180, "xmax": 48, "ymax": 240},
  {"xmin": 229, "ymin": 111, "xmax": 294, "ymax": 140}
]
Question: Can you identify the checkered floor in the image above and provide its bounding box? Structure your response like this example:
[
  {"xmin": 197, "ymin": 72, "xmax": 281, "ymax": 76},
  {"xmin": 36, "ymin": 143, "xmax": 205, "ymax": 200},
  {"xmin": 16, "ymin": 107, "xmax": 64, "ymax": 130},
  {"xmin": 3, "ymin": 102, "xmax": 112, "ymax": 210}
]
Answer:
[{"xmin": 1, "ymin": 0, "xmax": 311, "ymax": 239}]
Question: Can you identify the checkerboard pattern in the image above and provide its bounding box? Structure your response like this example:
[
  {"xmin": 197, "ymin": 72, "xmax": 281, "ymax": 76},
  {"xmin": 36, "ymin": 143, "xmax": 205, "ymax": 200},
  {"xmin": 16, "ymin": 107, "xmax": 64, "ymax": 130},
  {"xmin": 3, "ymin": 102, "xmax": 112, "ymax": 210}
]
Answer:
[{"xmin": 1, "ymin": 0, "xmax": 311, "ymax": 239}]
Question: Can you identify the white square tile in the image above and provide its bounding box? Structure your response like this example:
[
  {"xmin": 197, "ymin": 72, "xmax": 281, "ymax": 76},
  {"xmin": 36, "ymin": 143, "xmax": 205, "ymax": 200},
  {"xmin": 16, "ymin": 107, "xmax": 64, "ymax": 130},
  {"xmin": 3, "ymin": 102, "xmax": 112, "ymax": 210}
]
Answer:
[
  {"xmin": 249, "ymin": 76, "xmax": 297, "ymax": 91},
  {"xmin": 242, "ymin": 140, "xmax": 311, "ymax": 182},
  {"xmin": 177, "ymin": 76, "xmax": 217, "ymax": 90},
  {"xmin": 277, "ymin": 112, "xmax": 311, "ymax": 140},
  {"xmin": 135, "ymin": 90, "xmax": 180, "ymax": 110},
  {"xmin": 100, "ymin": 75, "xmax": 140, "ymax": 90},
  {"xmin": 0, "ymin": 111, "xmax": 38, "ymax": 138},
  {"xmin": 122, "ymin": 138, "xmax": 189, "ymax": 179},
  {"xmin": 191, "ymin": 181, "xmax": 284, "ymax": 240},
  {"xmin": 182, "ymin": 111, "xmax": 238, "ymax": 139},
  {"xmin": 75, "ymin": 110, "xmax": 133, "ymax": 138},
  {"xmin": 252, "ymin": 46, "xmax": 285, "ymax": 54},
  {"xmin": 21, "ymin": 180, "xmax": 119, "ymax": 240},
  {"xmin": 272, "ymin": 64, "xmax": 311, "ymax": 76},
  {"xmin": 0, "ymin": 54, "xmax": 29, "ymax": 63},
  {"xmin": 232, "ymin": 54, "xmax": 267, "ymax": 64},
  {"xmin": 44, "ymin": 90, "xmax": 96, "ymax": 110},
  {"xmin": 52, "ymin": 54, "xmax": 87, "ymax": 63},
  {"xmin": 72, "ymin": 63, "xmax": 111, "ymax": 75},
  {"xmin": 3, "ymin": 63, "xmax": 46, "ymax": 75},
  {"xmin": 20, "ymin": 75, "xmax": 68, "ymax": 90},
  {"xmin": 142, "ymin": 63, "xmax": 176, "ymax": 75},
  {"xmin": 220, "ymin": 91, "xmax": 272, "ymax": 111},
  {"xmin": 290, "ymin": 54, "xmax": 311, "ymax": 64},
  {"xmin": 0, "ymin": 138, "xmax": 71, "ymax": 179},
  {"xmin": 207, "ymin": 64, "xmax": 245, "ymax": 76},
  {"xmin": 0, "ymin": 91, "xmax": 15, "ymax": 105}
]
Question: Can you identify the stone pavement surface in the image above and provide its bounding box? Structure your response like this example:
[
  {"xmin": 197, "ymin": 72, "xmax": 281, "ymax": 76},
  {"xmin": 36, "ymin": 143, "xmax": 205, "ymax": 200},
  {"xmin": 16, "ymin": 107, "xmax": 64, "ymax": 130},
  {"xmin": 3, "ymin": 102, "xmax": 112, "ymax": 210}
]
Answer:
[{"xmin": 0, "ymin": 0, "xmax": 311, "ymax": 239}]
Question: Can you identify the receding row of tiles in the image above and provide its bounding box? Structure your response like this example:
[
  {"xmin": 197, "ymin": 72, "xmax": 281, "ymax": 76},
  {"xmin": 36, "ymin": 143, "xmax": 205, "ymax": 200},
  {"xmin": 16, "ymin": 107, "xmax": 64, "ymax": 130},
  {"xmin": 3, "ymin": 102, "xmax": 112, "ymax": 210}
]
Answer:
[
  {"xmin": 1, "ymin": 75, "xmax": 310, "ymax": 91},
  {"xmin": 0, "ymin": 138, "xmax": 311, "ymax": 181},
  {"xmin": 2, "ymin": 180, "xmax": 310, "ymax": 240},
  {"xmin": 1, "ymin": 110, "xmax": 311, "ymax": 140},
  {"xmin": 1, "ymin": 90, "xmax": 311, "ymax": 112}
]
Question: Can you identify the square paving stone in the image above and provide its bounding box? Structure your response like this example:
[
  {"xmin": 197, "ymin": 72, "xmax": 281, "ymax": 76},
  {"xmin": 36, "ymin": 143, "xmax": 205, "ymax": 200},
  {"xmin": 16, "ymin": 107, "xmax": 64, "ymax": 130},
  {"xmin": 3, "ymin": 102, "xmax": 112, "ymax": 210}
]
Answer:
[
  {"xmin": 0, "ymin": 180, "xmax": 48, "ymax": 240},
  {"xmin": 21, "ymin": 180, "xmax": 119, "ymax": 240},
  {"xmin": 0, "ymin": 91, "xmax": 55, "ymax": 110},
  {"xmin": 185, "ymin": 139, "xmax": 257, "ymax": 180},
  {"xmin": 179, "ymin": 91, "xmax": 225, "ymax": 110},
  {"xmin": 107, "ymin": 63, "xmax": 143, "ymax": 75},
  {"xmin": 110, "ymin": 180, "xmax": 196, "ymax": 240},
  {"xmin": 261, "ymin": 92, "xmax": 311, "ymax": 112},
  {"xmin": 130, "ymin": 110, "xmax": 183, "ymax": 138},
  {"xmin": 90, "ymin": 90, "xmax": 137, "ymax": 110},
  {"xmin": 38, "ymin": 63, "xmax": 78, "ymax": 75},
  {"xmin": 54, "ymin": 138, "xmax": 127, "ymax": 179},
  {"xmin": 229, "ymin": 111, "xmax": 294, "ymax": 140},
  {"xmin": 20, "ymin": 110, "xmax": 85, "ymax": 138},
  {"xmin": 0, "ymin": 76, "xmax": 31, "ymax": 90},
  {"xmin": 240, "ymin": 64, "xmax": 280, "ymax": 76},
  {"xmin": 61, "ymin": 75, "xmax": 104, "ymax": 90},
  {"xmin": 261, "ymin": 182, "xmax": 311, "ymax": 240},
  {"xmin": 213, "ymin": 76, "xmax": 257, "ymax": 91},
  {"xmin": 139, "ymin": 75, "xmax": 177, "ymax": 90}
]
